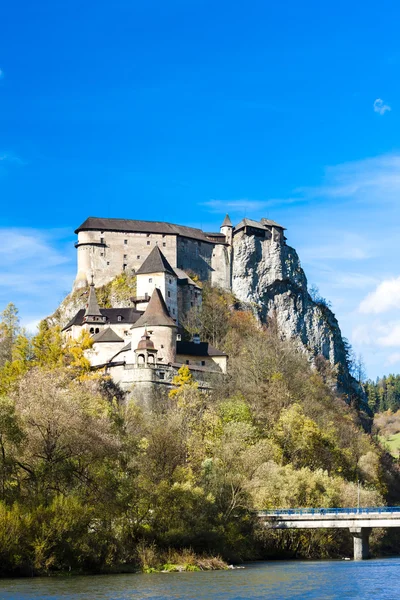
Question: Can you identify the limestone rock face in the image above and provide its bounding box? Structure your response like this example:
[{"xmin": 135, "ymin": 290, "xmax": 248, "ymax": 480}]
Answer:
[{"xmin": 232, "ymin": 232, "xmax": 348, "ymax": 369}]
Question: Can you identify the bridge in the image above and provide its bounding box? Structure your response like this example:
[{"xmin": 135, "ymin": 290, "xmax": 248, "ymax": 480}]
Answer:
[{"xmin": 257, "ymin": 507, "xmax": 400, "ymax": 560}]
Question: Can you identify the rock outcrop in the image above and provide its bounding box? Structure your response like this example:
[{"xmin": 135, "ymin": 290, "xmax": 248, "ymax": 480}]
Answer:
[{"xmin": 232, "ymin": 232, "xmax": 350, "ymax": 379}]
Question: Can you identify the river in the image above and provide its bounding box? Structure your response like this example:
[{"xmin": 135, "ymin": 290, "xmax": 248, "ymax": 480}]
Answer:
[{"xmin": 1, "ymin": 558, "xmax": 399, "ymax": 599}]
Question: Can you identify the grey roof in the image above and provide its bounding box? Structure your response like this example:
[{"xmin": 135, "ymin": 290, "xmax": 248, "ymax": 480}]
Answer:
[
  {"xmin": 176, "ymin": 341, "xmax": 227, "ymax": 357},
  {"xmin": 221, "ymin": 214, "xmax": 232, "ymax": 227},
  {"xmin": 136, "ymin": 245, "xmax": 175, "ymax": 276},
  {"xmin": 173, "ymin": 268, "xmax": 202, "ymax": 289},
  {"xmin": 62, "ymin": 308, "xmax": 143, "ymax": 331},
  {"xmin": 84, "ymin": 283, "xmax": 102, "ymax": 317},
  {"xmin": 131, "ymin": 288, "xmax": 177, "ymax": 329},
  {"xmin": 92, "ymin": 327, "xmax": 124, "ymax": 343},
  {"xmin": 75, "ymin": 217, "xmax": 214, "ymax": 243},
  {"xmin": 234, "ymin": 217, "xmax": 286, "ymax": 232}
]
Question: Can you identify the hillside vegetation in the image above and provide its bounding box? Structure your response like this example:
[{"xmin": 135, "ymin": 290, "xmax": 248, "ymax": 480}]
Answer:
[{"xmin": 0, "ymin": 288, "xmax": 399, "ymax": 576}]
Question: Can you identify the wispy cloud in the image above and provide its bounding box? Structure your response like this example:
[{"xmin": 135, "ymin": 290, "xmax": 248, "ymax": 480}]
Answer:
[
  {"xmin": 203, "ymin": 197, "xmax": 303, "ymax": 214},
  {"xmin": 0, "ymin": 228, "xmax": 75, "ymax": 327},
  {"xmin": 373, "ymin": 98, "xmax": 391, "ymax": 115},
  {"xmin": 359, "ymin": 277, "xmax": 400, "ymax": 314},
  {"xmin": 0, "ymin": 152, "xmax": 24, "ymax": 165}
]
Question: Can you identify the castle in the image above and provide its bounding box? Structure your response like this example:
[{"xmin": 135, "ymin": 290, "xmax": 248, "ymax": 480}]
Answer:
[
  {"xmin": 63, "ymin": 214, "xmax": 288, "ymax": 403},
  {"xmin": 73, "ymin": 215, "xmax": 286, "ymax": 293}
]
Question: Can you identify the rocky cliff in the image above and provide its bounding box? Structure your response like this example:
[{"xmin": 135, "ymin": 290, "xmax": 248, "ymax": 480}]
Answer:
[{"xmin": 232, "ymin": 232, "xmax": 352, "ymax": 387}]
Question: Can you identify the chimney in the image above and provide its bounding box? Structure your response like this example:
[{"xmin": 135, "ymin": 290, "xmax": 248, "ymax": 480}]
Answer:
[{"xmin": 193, "ymin": 333, "xmax": 201, "ymax": 344}]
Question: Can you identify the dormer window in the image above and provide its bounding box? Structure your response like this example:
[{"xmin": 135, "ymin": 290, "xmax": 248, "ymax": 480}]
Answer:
[{"xmin": 117, "ymin": 315, "xmax": 122, "ymax": 322}]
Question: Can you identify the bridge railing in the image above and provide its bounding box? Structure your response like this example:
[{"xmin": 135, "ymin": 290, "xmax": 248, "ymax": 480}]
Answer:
[{"xmin": 258, "ymin": 507, "xmax": 400, "ymax": 516}]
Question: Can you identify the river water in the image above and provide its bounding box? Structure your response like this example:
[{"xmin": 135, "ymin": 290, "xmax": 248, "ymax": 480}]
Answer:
[{"xmin": 1, "ymin": 558, "xmax": 399, "ymax": 600}]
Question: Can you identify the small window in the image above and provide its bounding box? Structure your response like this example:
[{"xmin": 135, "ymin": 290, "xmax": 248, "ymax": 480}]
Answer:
[
  {"xmin": 117, "ymin": 315, "xmax": 122, "ymax": 322},
  {"xmin": 169, "ymin": 279, "xmax": 172, "ymax": 284},
  {"xmin": 162, "ymin": 234, "xmax": 166, "ymax": 238},
  {"xmin": 107, "ymin": 261, "xmax": 110, "ymax": 265},
  {"xmin": 173, "ymin": 308, "xmax": 175, "ymax": 315},
  {"xmin": 101, "ymin": 231, "xmax": 104, "ymax": 234},
  {"xmin": 168, "ymin": 291, "xmax": 171, "ymax": 298},
  {"xmin": 201, "ymin": 361, "xmax": 205, "ymax": 366},
  {"xmin": 159, "ymin": 372, "xmax": 165, "ymax": 380},
  {"xmin": 149, "ymin": 278, "xmax": 152, "ymax": 283},
  {"xmin": 137, "ymin": 255, "xmax": 140, "ymax": 259},
  {"xmin": 163, "ymin": 242, "xmax": 166, "ymax": 247},
  {"xmin": 161, "ymin": 344, "xmax": 164, "ymax": 349},
  {"xmin": 123, "ymin": 254, "xmax": 127, "ymax": 259},
  {"xmin": 100, "ymin": 237, "xmax": 104, "ymax": 244},
  {"xmin": 147, "ymin": 233, "xmax": 150, "ymax": 237},
  {"xmin": 90, "ymin": 327, "xmax": 94, "ymax": 333},
  {"xmin": 123, "ymin": 264, "xmax": 127, "ymax": 270},
  {"xmin": 124, "ymin": 239, "xmax": 127, "ymax": 245},
  {"xmin": 95, "ymin": 328, "xmax": 99, "ymax": 334},
  {"xmin": 186, "ymin": 360, "xmax": 190, "ymax": 365},
  {"xmin": 147, "ymin": 241, "xmax": 150, "ymax": 245},
  {"xmin": 100, "ymin": 252, "xmax": 104, "ymax": 256},
  {"xmin": 124, "ymin": 330, "xmax": 128, "ymax": 335}
]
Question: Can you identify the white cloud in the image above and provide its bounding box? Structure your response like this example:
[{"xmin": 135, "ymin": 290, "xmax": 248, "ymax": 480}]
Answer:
[
  {"xmin": 374, "ymin": 98, "xmax": 391, "ymax": 115},
  {"xmin": 0, "ymin": 228, "xmax": 75, "ymax": 322},
  {"xmin": 359, "ymin": 277, "xmax": 400, "ymax": 314},
  {"xmin": 203, "ymin": 197, "xmax": 303, "ymax": 214}
]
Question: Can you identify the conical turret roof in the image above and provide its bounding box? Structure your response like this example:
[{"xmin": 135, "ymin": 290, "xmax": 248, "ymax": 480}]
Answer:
[
  {"xmin": 136, "ymin": 245, "xmax": 175, "ymax": 276},
  {"xmin": 131, "ymin": 288, "xmax": 177, "ymax": 329},
  {"xmin": 84, "ymin": 277, "xmax": 103, "ymax": 318},
  {"xmin": 221, "ymin": 214, "xmax": 232, "ymax": 228}
]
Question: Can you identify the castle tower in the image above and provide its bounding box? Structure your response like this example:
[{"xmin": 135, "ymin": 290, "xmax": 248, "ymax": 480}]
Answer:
[
  {"xmin": 135, "ymin": 245, "xmax": 178, "ymax": 320},
  {"xmin": 220, "ymin": 214, "xmax": 233, "ymax": 246},
  {"xmin": 82, "ymin": 276, "xmax": 106, "ymax": 332},
  {"xmin": 130, "ymin": 288, "xmax": 178, "ymax": 364},
  {"xmin": 134, "ymin": 328, "xmax": 158, "ymax": 367}
]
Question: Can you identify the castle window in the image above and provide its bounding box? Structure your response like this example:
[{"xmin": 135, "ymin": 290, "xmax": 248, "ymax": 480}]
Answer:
[
  {"xmin": 107, "ymin": 261, "xmax": 110, "ymax": 265},
  {"xmin": 149, "ymin": 278, "xmax": 152, "ymax": 283},
  {"xmin": 101, "ymin": 231, "xmax": 104, "ymax": 234},
  {"xmin": 137, "ymin": 255, "xmax": 141, "ymax": 260},
  {"xmin": 172, "ymin": 308, "xmax": 175, "ymax": 315},
  {"xmin": 123, "ymin": 264, "xmax": 127, "ymax": 270},
  {"xmin": 123, "ymin": 254, "xmax": 127, "ymax": 259},
  {"xmin": 100, "ymin": 237, "xmax": 104, "ymax": 244},
  {"xmin": 90, "ymin": 327, "xmax": 94, "ymax": 333},
  {"xmin": 124, "ymin": 239, "xmax": 127, "ymax": 245},
  {"xmin": 186, "ymin": 360, "xmax": 190, "ymax": 365},
  {"xmin": 147, "ymin": 241, "xmax": 150, "ymax": 245},
  {"xmin": 100, "ymin": 252, "xmax": 104, "ymax": 256},
  {"xmin": 162, "ymin": 234, "xmax": 166, "ymax": 238},
  {"xmin": 201, "ymin": 361, "xmax": 205, "ymax": 366},
  {"xmin": 163, "ymin": 242, "xmax": 166, "ymax": 247},
  {"xmin": 159, "ymin": 372, "xmax": 165, "ymax": 380},
  {"xmin": 169, "ymin": 279, "xmax": 172, "ymax": 284},
  {"xmin": 168, "ymin": 291, "xmax": 171, "ymax": 298},
  {"xmin": 147, "ymin": 233, "xmax": 150, "ymax": 237},
  {"xmin": 117, "ymin": 316, "xmax": 122, "ymax": 322},
  {"xmin": 95, "ymin": 328, "xmax": 99, "ymax": 334},
  {"xmin": 161, "ymin": 344, "xmax": 164, "ymax": 348}
]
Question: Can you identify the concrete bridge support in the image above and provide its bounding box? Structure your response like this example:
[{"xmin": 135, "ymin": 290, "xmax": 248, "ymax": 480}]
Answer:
[{"xmin": 350, "ymin": 528, "xmax": 371, "ymax": 560}]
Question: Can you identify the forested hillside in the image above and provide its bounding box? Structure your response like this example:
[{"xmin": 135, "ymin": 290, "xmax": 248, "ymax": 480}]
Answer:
[{"xmin": 0, "ymin": 288, "xmax": 399, "ymax": 576}]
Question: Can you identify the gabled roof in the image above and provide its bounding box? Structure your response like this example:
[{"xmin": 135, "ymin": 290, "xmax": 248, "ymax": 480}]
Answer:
[
  {"xmin": 75, "ymin": 217, "xmax": 214, "ymax": 243},
  {"xmin": 234, "ymin": 217, "xmax": 285, "ymax": 232},
  {"xmin": 131, "ymin": 288, "xmax": 177, "ymax": 329},
  {"xmin": 176, "ymin": 341, "xmax": 227, "ymax": 357},
  {"xmin": 173, "ymin": 268, "xmax": 202, "ymax": 289},
  {"xmin": 62, "ymin": 308, "xmax": 143, "ymax": 331},
  {"xmin": 221, "ymin": 214, "xmax": 232, "ymax": 227},
  {"xmin": 92, "ymin": 327, "xmax": 124, "ymax": 343},
  {"xmin": 136, "ymin": 245, "xmax": 175, "ymax": 276}
]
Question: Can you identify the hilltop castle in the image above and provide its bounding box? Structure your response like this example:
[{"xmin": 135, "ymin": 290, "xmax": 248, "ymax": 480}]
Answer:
[
  {"xmin": 64, "ymin": 214, "xmax": 286, "ymax": 403},
  {"xmin": 63, "ymin": 213, "xmax": 354, "ymax": 401}
]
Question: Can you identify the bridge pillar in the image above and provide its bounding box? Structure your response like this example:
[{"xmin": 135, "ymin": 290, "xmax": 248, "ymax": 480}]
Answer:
[{"xmin": 349, "ymin": 527, "xmax": 371, "ymax": 560}]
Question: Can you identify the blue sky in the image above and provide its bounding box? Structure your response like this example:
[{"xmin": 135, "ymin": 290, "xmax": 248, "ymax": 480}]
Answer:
[{"xmin": 1, "ymin": 0, "xmax": 400, "ymax": 379}]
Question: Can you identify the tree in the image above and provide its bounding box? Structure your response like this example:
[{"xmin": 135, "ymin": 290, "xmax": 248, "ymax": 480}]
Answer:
[{"xmin": 0, "ymin": 303, "xmax": 20, "ymax": 367}]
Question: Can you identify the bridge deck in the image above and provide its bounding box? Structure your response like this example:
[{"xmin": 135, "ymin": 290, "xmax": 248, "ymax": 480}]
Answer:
[{"xmin": 258, "ymin": 507, "xmax": 400, "ymax": 529}]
